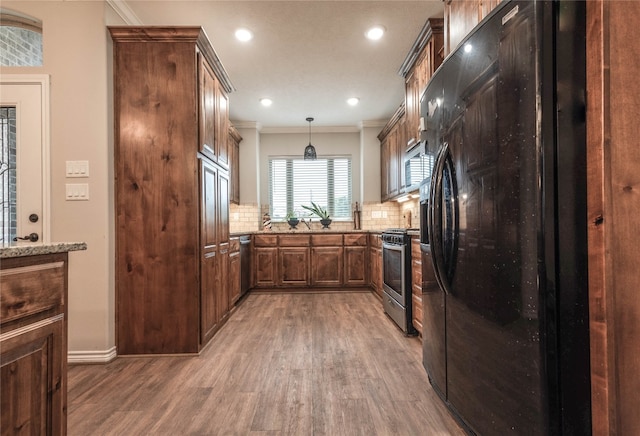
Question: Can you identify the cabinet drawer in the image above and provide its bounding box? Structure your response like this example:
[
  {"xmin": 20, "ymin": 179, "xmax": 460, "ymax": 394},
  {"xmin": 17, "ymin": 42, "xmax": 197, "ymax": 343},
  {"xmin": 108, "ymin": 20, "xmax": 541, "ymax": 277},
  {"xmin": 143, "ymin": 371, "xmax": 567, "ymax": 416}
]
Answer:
[
  {"xmin": 279, "ymin": 234, "xmax": 310, "ymax": 247},
  {"xmin": 311, "ymin": 234, "xmax": 343, "ymax": 246},
  {"xmin": 1, "ymin": 260, "xmax": 65, "ymax": 324},
  {"xmin": 369, "ymin": 233, "xmax": 382, "ymax": 249},
  {"xmin": 344, "ymin": 233, "xmax": 367, "ymax": 246},
  {"xmin": 411, "ymin": 237, "xmax": 421, "ymax": 258},
  {"xmin": 254, "ymin": 234, "xmax": 277, "ymax": 247},
  {"xmin": 229, "ymin": 237, "xmax": 240, "ymax": 252}
]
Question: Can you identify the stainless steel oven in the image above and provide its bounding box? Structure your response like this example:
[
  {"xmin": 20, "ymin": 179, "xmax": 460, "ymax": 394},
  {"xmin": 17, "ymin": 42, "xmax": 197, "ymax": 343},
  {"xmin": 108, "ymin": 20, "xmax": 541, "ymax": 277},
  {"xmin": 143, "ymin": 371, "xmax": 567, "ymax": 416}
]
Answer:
[{"xmin": 382, "ymin": 229, "xmax": 415, "ymax": 335}]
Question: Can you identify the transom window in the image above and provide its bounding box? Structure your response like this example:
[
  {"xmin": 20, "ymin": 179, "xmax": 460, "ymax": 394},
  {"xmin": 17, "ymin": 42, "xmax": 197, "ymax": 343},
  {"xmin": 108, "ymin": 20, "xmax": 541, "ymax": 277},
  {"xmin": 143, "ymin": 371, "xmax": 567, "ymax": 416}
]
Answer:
[{"xmin": 269, "ymin": 156, "xmax": 352, "ymax": 220}]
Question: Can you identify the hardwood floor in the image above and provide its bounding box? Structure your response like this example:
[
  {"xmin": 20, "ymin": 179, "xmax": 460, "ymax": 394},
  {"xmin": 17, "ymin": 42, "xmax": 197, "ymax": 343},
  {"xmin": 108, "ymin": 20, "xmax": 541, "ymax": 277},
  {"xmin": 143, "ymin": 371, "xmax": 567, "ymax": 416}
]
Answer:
[{"xmin": 68, "ymin": 292, "xmax": 464, "ymax": 435}]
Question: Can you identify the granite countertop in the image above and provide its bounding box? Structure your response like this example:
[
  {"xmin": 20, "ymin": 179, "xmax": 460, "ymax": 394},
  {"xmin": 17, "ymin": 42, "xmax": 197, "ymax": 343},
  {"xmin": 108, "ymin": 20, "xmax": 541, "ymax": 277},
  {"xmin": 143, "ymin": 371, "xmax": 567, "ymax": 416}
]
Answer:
[
  {"xmin": 231, "ymin": 229, "xmax": 388, "ymax": 237},
  {"xmin": 0, "ymin": 242, "xmax": 87, "ymax": 259}
]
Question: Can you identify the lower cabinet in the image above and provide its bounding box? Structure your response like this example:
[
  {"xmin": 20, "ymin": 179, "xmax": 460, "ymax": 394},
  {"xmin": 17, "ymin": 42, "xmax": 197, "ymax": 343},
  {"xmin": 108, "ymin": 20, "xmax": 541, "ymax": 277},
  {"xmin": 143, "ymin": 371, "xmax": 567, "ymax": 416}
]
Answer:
[
  {"xmin": 411, "ymin": 237, "xmax": 423, "ymax": 335},
  {"xmin": 253, "ymin": 232, "xmax": 369, "ymax": 289},
  {"xmin": 1, "ymin": 253, "xmax": 69, "ymax": 435},
  {"xmin": 311, "ymin": 246, "xmax": 343, "ymax": 286},
  {"xmin": 344, "ymin": 234, "xmax": 368, "ymax": 286},
  {"xmin": 369, "ymin": 233, "xmax": 383, "ymax": 298},
  {"xmin": 229, "ymin": 237, "xmax": 241, "ymax": 305},
  {"xmin": 280, "ymin": 247, "xmax": 310, "ymax": 286},
  {"xmin": 254, "ymin": 235, "xmax": 278, "ymax": 287}
]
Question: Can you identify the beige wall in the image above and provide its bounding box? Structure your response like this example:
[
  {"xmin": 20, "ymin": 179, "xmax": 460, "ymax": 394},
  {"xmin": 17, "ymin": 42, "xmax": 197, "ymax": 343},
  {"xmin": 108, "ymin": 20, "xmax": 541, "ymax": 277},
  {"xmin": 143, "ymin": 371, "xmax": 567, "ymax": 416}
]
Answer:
[
  {"xmin": 1, "ymin": 1, "xmax": 124, "ymax": 359},
  {"xmin": 259, "ymin": 130, "xmax": 362, "ymax": 208},
  {"xmin": 0, "ymin": 1, "xmax": 393, "ymax": 358}
]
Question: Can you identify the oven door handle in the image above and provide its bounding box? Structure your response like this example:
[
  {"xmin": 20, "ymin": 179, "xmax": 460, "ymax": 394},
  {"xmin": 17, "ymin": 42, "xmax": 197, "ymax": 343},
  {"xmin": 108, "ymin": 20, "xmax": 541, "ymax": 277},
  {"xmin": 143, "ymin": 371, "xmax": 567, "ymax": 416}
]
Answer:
[{"xmin": 382, "ymin": 242, "xmax": 404, "ymax": 252}]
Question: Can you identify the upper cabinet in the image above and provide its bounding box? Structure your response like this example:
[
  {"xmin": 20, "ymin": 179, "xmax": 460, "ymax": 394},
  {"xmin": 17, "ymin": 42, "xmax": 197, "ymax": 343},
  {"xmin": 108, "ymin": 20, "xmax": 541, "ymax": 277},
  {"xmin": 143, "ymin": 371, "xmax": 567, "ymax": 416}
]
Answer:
[
  {"xmin": 399, "ymin": 18, "xmax": 444, "ymax": 148},
  {"xmin": 379, "ymin": 104, "xmax": 405, "ymax": 202},
  {"xmin": 110, "ymin": 27, "xmax": 234, "ymax": 355},
  {"xmin": 229, "ymin": 124, "xmax": 242, "ymax": 204},
  {"xmin": 380, "ymin": 17, "xmax": 444, "ymax": 202},
  {"xmin": 198, "ymin": 41, "xmax": 233, "ymax": 168},
  {"xmin": 443, "ymin": 0, "xmax": 502, "ymax": 56}
]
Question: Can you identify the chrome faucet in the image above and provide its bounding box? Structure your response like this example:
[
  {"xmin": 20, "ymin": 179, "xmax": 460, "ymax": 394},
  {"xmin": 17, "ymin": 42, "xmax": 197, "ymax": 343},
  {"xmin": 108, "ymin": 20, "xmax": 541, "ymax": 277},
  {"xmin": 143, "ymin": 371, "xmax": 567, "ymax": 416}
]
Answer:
[{"xmin": 300, "ymin": 218, "xmax": 311, "ymax": 230}]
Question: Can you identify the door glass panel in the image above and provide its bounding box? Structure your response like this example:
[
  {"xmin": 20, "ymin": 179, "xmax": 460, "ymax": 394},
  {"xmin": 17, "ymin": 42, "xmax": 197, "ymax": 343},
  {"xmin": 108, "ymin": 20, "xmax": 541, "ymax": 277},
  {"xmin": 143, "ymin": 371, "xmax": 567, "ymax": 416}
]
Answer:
[{"xmin": 0, "ymin": 107, "xmax": 17, "ymax": 243}]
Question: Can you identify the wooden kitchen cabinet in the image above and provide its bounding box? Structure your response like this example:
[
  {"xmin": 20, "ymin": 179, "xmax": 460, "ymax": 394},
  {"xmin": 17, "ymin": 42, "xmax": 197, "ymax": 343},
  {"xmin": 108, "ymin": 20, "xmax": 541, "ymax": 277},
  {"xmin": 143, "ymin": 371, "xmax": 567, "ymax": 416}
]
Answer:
[
  {"xmin": 344, "ymin": 234, "xmax": 368, "ymax": 286},
  {"xmin": 1, "ymin": 253, "xmax": 69, "ymax": 435},
  {"xmin": 252, "ymin": 233, "xmax": 370, "ymax": 290},
  {"xmin": 200, "ymin": 158, "xmax": 219, "ymax": 344},
  {"xmin": 199, "ymin": 54, "xmax": 231, "ymax": 169},
  {"xmin": 379, "ymin": 105, "xmax": 405, "ymax": 202},
  {"xmin": 411, "ymin": 236, "xmax": 423, "ymax": 336},
  {"xmin": 229, "ymin": 124, "xmax": 242, "ymax": 204},
  {"xmin": 443, "ymin": 0, "xmax": 502, "ymax": 56},
  {"xmin": 229, "ymin": 238, "xmax": 241, "ymax": 305},
  {"xmin": 254, "ymin": 234, "xmax": 278, "ymax": 288},
  {"xmin": 312, "ymin": 246, "xmax": 344, "ymax": 287},
  {"xmin": 279, "ymin": 247, "xmax": 310, "ymax": 286},
  {"xmin": 110, "ymin": 26, "xmax": 234, "ymax": 354},
  {"xmin": 400, "ymin": 18, "xmax": 444, "ymax": 146},
  {"xmin": 311, "ymin": 234, "xmax": 343, "ymax": 287},
  {"xmin": 369, "ymin": 233, "xmax": 383, "ymax": 299}
]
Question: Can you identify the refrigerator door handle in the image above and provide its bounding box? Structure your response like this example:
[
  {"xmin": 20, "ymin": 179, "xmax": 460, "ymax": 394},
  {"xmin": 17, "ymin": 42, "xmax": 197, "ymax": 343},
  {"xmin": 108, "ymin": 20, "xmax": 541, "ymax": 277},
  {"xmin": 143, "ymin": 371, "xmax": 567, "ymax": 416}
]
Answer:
[{"xmin": 427, "ymin": 142, "xmax": 449, "ymax": 293}]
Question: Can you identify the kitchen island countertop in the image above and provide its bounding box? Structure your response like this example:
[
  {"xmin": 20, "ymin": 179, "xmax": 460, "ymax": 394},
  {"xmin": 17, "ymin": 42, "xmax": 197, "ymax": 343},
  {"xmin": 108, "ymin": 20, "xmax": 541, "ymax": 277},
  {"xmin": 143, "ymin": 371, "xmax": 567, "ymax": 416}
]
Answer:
[{"xmin": 0, "ymin": 241, "xmax": 87, "ymax": 259}]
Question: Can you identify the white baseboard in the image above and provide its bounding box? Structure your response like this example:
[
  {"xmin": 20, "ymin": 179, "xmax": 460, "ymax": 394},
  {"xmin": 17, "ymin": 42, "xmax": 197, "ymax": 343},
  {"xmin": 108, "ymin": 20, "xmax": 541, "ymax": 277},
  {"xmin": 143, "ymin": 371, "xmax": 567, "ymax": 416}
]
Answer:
[{"xmin": 68, "ymin": 346, "xmax": 117, "ymax": 364}]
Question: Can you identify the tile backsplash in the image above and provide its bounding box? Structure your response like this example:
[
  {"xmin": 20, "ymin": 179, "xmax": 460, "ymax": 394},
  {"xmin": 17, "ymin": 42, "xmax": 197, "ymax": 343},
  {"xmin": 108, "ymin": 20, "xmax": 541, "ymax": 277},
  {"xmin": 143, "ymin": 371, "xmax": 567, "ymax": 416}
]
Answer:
[{"xmin": 230, "ymin": 200, "xmax": 420, "ymax": 233}]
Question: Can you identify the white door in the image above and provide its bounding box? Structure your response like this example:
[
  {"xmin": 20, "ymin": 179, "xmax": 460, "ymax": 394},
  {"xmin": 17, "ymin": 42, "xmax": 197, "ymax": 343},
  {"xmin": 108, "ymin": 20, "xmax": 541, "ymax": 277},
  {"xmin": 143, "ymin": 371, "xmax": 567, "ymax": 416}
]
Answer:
[{"xmin": 0, "ymin": 75, "xmax": 49, "ymax": 244}]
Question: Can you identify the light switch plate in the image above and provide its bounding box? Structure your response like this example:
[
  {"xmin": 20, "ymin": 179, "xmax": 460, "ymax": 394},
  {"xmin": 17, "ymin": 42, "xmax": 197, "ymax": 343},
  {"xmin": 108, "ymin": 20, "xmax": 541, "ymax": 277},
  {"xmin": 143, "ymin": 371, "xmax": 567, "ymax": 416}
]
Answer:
[
  {"xmin": 66, "ymin": 160, "xmax": 89, "ymax": 178},
  {"xmin": 65, "ymin": 183, "xmax": 89, "ymax": 200}
]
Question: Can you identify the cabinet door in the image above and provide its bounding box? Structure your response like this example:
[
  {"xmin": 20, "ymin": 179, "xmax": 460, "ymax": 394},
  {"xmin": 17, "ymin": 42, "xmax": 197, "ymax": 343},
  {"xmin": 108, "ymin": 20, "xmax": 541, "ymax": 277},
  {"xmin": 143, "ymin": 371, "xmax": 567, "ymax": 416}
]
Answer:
[
  {"xmin": 344, "ymin": 246, "xmax": 367, "ymax": 286},
  {"xmin": 218, "ymin": 169, "xmax": 230, "ymax": 244},
  {"xmin": 1, "ymin": 317, "xmax": 65, "ymax": 435},
  {"xmin": 311, "ymin": 246, "xmax": 343, "ymax": 287},
  {"xmin": 279, "ymin": 247, "xmax": 310, "ymax": 286},
  {"xmin": 230, "ymin": 136, "xmax": 240, "ymax": 204},
  {"xmin": 412, "ymin": 257, "xmax": 423, "ymax": 335},
  {"xmin": 229, "ymin": 250, "xmax": 241, "ymax": 304},
  {"xmin": 371, "ymin": 248, "xmax": 382, "ymax": 298},
  {"xmin": 445, "ymin": 0, "xmax": 482, "ymax": 55},
  {"xmin": 254, "ymin": 247, "xmax": 278, "ymax": 287},
  {"xmin": 388, "ymin": 127, "xmax": 400, "ymax": 198},
  {"xmin": 199, "ymin": 54, "xmax": 217, "ymax": 160},
  {"xmin": 216, "ymin": 85, "xmax": 229, "ymax": 169},
  {"xmin": 200, "ymin": 159, "xmax": 218, "ymax": 343},
  {"xmin": 381, "ymin": 138, "xmax": 390, "ymax": 201},
  {"xmin": 217, "ymin": 243, "xmax": 230, "ymax": 320},
  {"xmin": 411, "ymin": 238, "xmax": 423, "ymax": 335},
  {"xmin": 200, "ymin": 250, "xmax": 217, "ymax": 343}
]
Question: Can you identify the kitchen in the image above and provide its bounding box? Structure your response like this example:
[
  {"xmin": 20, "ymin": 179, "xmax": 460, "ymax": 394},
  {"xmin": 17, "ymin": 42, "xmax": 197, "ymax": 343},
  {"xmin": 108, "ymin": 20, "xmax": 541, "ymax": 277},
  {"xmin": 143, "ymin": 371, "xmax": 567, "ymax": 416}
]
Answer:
[{"xmin": 0, "ymin": 1, "xmax": 638, "ymax": 435}]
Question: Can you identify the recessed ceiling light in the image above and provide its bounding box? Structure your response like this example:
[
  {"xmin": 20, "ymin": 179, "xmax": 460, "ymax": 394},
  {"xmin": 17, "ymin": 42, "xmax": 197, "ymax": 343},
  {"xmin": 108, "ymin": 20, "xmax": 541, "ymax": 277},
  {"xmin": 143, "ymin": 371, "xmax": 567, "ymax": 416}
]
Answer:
[
  {"xmin": 365, "ymin": 25, "xmax": 386, "ymax": 41},
  {"xmin": 260, "ymin": 98, "xmax": 272, "ymax": 107},
  {"xmin": 235, "ymin": 28, "xmax": 253, "ymax": 42},
  {"xmin": 347, "ymin": 97, "xmax": 359, "ymax": 106}
]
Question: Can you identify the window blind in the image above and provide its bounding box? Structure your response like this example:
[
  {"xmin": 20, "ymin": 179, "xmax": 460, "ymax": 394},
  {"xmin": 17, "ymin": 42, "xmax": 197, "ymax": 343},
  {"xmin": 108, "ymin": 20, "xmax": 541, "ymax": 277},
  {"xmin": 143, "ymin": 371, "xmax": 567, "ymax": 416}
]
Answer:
[{"xmin": 269, "ymin": 156, "xmax": 352, "ymax": 220}]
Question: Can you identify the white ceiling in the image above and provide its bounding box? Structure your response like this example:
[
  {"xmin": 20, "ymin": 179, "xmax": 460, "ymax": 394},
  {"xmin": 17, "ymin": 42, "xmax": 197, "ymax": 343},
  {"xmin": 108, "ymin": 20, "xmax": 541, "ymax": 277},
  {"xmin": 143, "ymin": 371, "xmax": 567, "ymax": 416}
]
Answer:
[{"xmin": 121, "ymin": 1, "xmax": 444, "ymax": 130}]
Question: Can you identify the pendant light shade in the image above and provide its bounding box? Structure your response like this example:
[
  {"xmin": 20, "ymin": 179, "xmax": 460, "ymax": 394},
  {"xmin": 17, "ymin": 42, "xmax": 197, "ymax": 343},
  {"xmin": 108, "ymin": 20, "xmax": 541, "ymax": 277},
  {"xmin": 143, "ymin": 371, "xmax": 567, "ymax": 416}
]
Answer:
[{"xmin": 304, "ymin": 117, "xmax": 317, "ymax": 160}]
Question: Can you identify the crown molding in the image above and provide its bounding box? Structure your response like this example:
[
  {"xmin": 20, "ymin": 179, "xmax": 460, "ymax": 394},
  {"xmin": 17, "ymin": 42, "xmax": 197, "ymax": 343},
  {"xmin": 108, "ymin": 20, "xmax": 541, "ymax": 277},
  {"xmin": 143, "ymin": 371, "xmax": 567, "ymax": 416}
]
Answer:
[{"xmin": 106, "ymin": 0, "xmax": 142, "ymax": 25}]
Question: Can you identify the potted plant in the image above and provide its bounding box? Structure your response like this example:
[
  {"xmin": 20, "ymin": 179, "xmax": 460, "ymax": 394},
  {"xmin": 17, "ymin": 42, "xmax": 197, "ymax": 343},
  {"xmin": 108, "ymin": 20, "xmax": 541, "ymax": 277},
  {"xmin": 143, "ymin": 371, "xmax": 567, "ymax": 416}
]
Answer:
[
  {"xmin": 302, "ymin": 202, "xmax": 332, "ymax": 229},
  {"xmin": 285, "ymin": 211, "xmax": 299, "ymax": 229}
]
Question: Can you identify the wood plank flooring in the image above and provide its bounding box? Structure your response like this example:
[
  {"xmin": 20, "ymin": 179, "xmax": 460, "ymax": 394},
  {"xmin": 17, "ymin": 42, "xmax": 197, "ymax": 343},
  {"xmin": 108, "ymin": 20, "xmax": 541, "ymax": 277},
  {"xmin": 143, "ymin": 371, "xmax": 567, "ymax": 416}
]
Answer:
[{"xmin": 68, "ymin": 292, "xmax": 464, "ymax": 435}]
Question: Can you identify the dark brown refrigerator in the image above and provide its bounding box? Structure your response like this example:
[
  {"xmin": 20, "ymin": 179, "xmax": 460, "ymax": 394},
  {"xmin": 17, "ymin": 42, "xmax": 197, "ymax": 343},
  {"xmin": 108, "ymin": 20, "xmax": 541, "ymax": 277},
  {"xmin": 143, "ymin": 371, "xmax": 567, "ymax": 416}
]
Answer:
[{"xmin": 420, "ymin": 1, "xmax": 591, "ymax": 434}]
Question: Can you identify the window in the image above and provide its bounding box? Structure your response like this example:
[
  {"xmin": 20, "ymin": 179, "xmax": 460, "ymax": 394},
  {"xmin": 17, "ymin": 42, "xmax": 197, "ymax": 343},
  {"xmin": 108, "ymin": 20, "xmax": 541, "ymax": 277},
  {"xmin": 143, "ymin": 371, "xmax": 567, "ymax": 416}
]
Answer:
[
  {"xmin": 269, "ymin": 156, "xmax": 352, "ymax": 220},
  {"xmin": 0, "ymin": 12, "xmax": 43, "ymax": 67}
]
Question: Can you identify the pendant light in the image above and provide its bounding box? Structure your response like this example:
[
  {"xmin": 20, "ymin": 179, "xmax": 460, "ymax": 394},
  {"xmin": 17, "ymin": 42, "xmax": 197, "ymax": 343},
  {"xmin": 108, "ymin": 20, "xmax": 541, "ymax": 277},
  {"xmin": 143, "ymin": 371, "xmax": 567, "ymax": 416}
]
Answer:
[{"xmin": 304, "ymin": 117, "xmax": 317, "ymax": 160}]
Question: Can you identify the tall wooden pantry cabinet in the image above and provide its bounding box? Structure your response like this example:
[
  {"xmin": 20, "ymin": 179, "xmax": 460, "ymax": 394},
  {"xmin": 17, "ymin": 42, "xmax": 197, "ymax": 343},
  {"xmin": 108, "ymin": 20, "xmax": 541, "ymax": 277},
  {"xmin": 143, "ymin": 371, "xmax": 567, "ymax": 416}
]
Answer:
[{"xmin": 110, "ymin": 27, "xmax": 234, "ymax": 354}]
